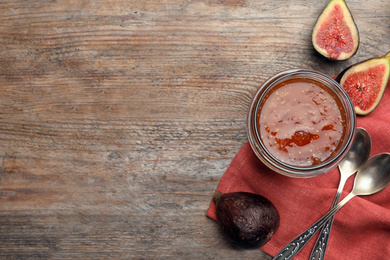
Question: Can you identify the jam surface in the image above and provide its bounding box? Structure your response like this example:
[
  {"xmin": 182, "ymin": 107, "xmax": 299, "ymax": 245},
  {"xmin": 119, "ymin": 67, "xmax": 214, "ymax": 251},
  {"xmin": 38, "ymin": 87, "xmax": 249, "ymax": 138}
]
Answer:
[{"xmin": 258, "ymin": 78, "xmax": 346, "ymax": 166}]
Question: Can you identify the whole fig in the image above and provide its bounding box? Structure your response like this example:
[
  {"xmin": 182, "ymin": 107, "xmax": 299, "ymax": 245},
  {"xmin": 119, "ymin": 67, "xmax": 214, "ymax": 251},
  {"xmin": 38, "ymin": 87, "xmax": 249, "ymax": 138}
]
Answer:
[{"xmin": 213, "ymin": 191, "xmax": 280, "ymax": 248}]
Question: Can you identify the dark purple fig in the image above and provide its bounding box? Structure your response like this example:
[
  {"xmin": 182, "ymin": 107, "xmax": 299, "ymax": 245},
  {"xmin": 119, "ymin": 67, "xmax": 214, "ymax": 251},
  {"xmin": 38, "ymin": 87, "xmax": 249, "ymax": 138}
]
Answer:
[
  {"xmin": 213, "ymin": 191, "xmax": 280, "ymax": 249},
  {"xmin": 312, "ymin": 0, "xmax": 359, "ymax": 60},
  {"xmin": 335, "ymin": 52, "xmax": 390, "ymax": 115}
]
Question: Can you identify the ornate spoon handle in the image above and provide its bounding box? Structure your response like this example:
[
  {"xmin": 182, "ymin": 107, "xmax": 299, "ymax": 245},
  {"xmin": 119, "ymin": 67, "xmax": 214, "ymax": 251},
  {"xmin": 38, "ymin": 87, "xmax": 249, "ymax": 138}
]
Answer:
[
  {"xmin": 309, "ymin": 175, "xmax": 346, "ymax": 260},
  {"xmin": 309, "ymin": 209, "xmax": 335, "ymax": 259},
  {"xmin": 272, "ymin": 193, "xmax": 354, "ymax": 260}
]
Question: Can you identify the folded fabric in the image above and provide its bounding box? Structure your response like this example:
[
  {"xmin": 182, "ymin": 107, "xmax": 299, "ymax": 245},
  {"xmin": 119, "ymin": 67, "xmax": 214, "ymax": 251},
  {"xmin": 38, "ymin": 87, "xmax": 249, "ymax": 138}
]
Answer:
[{"xmin": 207, "ymin": 78, "xmax": 390, "ymax": 260}]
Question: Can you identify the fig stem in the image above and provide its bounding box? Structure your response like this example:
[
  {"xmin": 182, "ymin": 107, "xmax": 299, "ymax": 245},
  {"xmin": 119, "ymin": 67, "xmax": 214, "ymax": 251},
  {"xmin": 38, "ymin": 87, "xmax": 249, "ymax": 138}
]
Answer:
[
  {"xmin": 213, "ymin": 191, "xmax": 223, "ymax": 203},
  {"xmin": 385, "ymin": 51, "xmax": 390, "ymax": 60}
]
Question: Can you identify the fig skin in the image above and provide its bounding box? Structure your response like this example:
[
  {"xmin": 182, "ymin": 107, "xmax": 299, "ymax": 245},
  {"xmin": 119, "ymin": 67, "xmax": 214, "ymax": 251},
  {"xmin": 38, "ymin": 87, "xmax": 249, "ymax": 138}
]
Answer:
[
  {"xmin": 213, "ymin": 191, "xmax": 280, "ymax": 249},
  {"xmin": 312, "ymin": 0, "xmax": 359, "ymax": 61},
  {"xmin": 335, "ymin": 52, "xmax": 390, "ymax": 115}
]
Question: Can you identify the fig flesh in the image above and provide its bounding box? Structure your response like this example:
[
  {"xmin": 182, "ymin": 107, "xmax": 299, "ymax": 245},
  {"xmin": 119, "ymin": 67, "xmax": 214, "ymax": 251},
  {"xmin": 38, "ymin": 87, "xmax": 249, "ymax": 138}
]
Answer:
[
  {"xmin": 213, "ymin": 191, "xmax": 280, "ymax": 249},
  {"xmin": 312, "ymin": 0, "xmax": 359, "ymax": 60},
  {"xmin": 335, "ymin": 52, "xmax": 390, "ymax": 115}
]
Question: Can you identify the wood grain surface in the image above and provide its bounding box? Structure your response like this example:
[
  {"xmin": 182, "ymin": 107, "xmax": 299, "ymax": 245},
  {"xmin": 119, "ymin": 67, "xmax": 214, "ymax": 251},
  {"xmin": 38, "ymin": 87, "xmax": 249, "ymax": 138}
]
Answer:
[{"xmin": 0, "ymin": 0, "xmax": 389, "ymax": 259}]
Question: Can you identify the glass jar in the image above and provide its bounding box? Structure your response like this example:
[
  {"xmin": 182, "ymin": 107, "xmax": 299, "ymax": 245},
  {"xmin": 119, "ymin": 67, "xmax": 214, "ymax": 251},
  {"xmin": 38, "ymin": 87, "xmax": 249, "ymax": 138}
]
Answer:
[{"xmin": 247, "ymin": 69, "xmax": 356, "ymax": 178}]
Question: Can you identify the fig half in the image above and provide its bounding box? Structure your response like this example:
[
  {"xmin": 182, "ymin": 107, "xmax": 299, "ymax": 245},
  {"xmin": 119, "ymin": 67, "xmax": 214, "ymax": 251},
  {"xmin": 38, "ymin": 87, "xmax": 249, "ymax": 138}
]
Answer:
[
  {"xmin": 312, "ymin": 0, "xmax": 359, "ymax": 60},
  {"xmin": 335, "ymin": 52, "xmax": 390, "ymax": 115},
  {"xmin": 213, "ymin": 191, "xmax": 280, "ymax": 249}
]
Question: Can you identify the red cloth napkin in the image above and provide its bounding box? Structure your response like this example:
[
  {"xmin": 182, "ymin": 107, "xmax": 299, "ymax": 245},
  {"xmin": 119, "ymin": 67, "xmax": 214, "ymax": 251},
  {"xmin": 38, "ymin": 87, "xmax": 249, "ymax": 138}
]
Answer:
[{"xmin": 207, "ymin": 78, "xmax": 390, "ymax": 260}]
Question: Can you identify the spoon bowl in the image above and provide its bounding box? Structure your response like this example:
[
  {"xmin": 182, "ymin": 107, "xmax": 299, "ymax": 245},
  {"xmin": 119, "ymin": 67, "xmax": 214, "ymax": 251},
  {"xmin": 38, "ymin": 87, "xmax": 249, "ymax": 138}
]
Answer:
[
  {"xmin": 353, "ymin": 153, "xmax": 390, "ymax": 195},
  {"xmin": 338, "ymin": 128, "xmax": 372, "ymax": 174}
]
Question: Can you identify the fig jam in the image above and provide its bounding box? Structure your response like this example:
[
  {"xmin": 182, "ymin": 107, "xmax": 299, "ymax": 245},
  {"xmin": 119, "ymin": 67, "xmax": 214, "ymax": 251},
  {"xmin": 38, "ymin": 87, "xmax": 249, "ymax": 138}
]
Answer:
[{"xmin": 257, "ymin": 78, "xmax": 347, "ymax": 166}]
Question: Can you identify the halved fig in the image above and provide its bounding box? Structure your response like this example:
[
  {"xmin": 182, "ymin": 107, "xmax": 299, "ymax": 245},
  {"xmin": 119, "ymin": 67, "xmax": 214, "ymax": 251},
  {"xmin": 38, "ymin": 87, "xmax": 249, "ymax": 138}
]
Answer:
[
  {"xmin": 335, "ymin": 52, "xmax": 390, "ymax": 115},
  {"xmin": 312, "ymin": 0, "xmax": 359, "ymax": 60}
]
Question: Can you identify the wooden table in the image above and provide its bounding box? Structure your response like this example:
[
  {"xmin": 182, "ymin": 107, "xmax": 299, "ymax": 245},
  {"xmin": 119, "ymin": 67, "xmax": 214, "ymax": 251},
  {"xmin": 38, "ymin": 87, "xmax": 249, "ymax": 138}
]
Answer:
[{"xmin": 0, "ymin": 0, "xmax": 388, "ymax": 259}]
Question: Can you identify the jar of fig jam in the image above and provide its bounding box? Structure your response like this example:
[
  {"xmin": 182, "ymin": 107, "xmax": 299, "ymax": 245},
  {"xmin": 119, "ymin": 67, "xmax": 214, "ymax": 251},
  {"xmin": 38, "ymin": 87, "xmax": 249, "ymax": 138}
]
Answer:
[{"xmin": 247, "ymin": 70, "xmax": 356, "ymax": 177}]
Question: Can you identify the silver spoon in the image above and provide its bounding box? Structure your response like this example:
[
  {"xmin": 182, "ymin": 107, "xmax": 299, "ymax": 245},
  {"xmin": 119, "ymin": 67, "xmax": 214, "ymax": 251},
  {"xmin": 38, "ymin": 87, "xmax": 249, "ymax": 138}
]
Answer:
[
  {"xmin": 272, "ymin": 153, "xmax": 390, "ymax": 260},
  {"xmin": 310, "ymin": 128, "xmax": 371, "ymax": 260}
]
